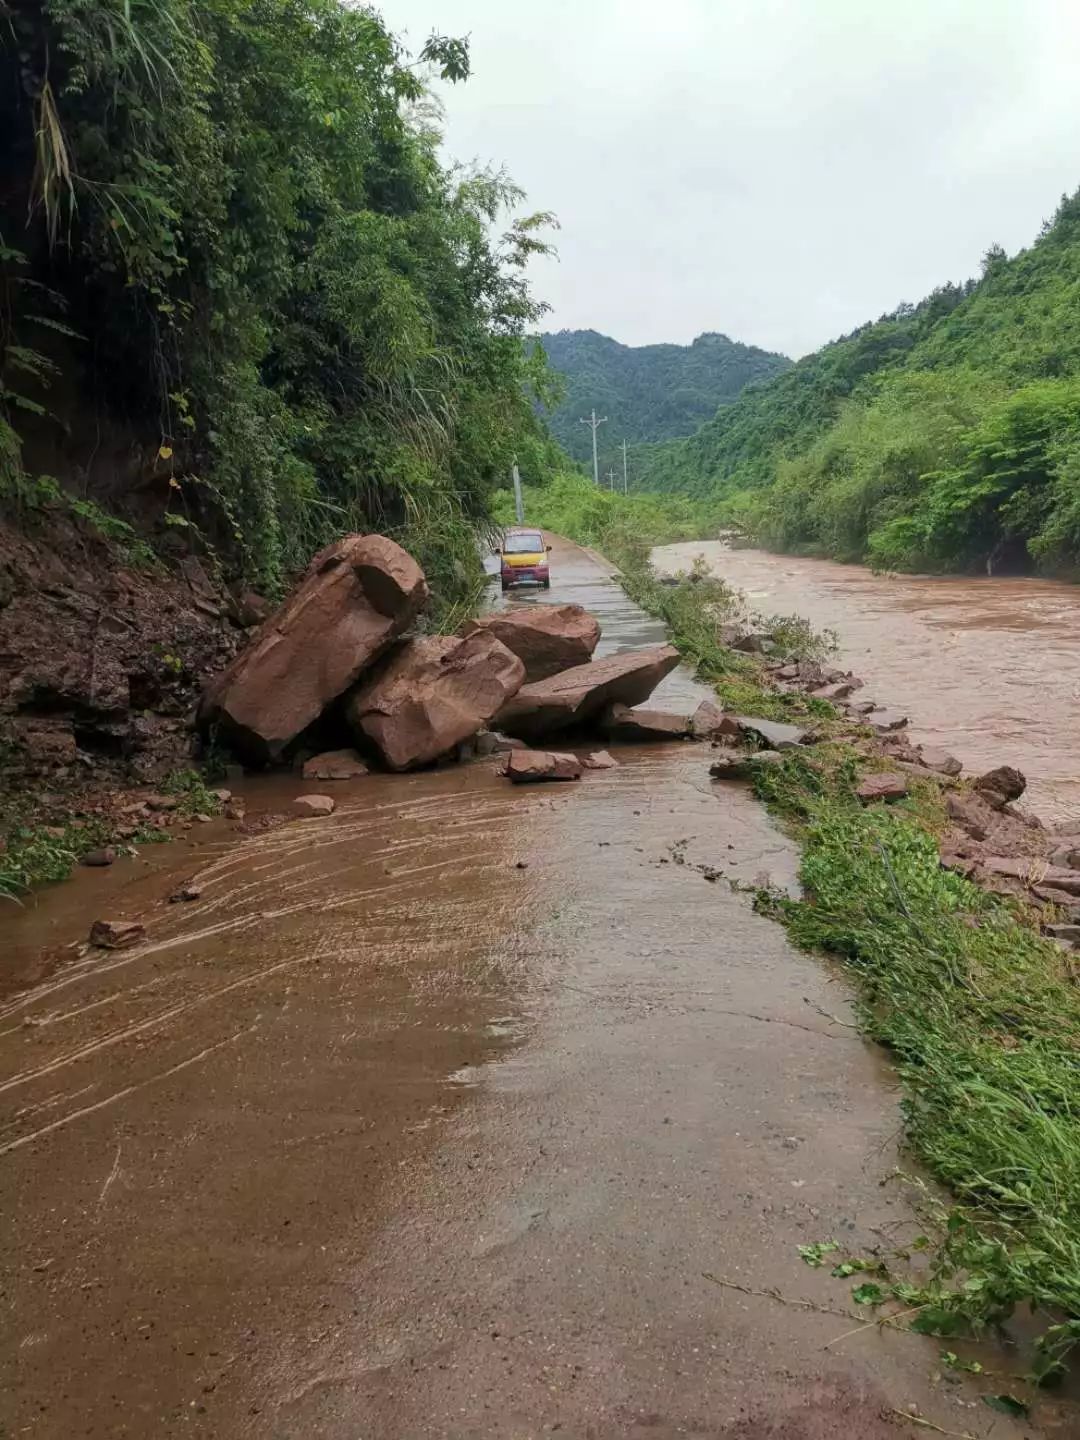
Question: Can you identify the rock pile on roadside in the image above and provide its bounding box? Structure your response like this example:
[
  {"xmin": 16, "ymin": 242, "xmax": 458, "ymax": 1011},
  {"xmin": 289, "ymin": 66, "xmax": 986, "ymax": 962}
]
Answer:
[
  {"xmin": 196, "ymin": 534, "xmax": 720, "ymax": 786},
  {"xmin": 753, "ymin": 653, "xmax": 1080, "ymax": 949}
]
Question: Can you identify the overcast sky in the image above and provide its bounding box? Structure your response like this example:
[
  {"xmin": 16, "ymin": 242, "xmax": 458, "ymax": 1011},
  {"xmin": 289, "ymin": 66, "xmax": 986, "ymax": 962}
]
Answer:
[{"xmin": 381, "ymin": 0, "xmax": 1080, "ymax": 358}]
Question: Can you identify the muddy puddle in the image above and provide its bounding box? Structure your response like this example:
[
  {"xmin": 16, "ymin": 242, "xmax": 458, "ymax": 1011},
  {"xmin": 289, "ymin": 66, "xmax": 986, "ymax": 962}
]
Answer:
[{"xmin": 657, "ymin": 539, "xmax": 1080, "ymax": 824}]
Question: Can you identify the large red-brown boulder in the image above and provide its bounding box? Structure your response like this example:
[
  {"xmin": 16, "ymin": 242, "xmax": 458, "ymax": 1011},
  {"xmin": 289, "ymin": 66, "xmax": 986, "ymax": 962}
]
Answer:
[
  {"xmin": 495, "ymin": 645, "xmax": 681, "ymax": 740},
  {"xmin": 199, "ymin": 535, "xmax": 427, "ymax": 763},
  {"xmin": 460, "ymin": 604, "xmax": 601, "ymax": 682},
  {"xmin": 347, "ymin": 630, "xmax": 525, "ymax": 771}
]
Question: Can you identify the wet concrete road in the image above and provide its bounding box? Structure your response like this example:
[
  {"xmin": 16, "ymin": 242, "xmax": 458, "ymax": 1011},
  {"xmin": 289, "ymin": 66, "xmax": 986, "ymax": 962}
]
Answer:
[
  {"xmin": 656, "ymin": 539, "xmax": 1080, "ymax": 825},
  {"xmin": 1, "ymin": 540, "xmax": 1037, "ymax": 1438}
]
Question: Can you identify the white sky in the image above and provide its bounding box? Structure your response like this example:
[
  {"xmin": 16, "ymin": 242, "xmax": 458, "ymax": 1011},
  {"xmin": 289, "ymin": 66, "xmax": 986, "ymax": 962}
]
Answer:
[{"xmin": 381, "ymin": 0, "xmax": 1080, "ymax": 358}]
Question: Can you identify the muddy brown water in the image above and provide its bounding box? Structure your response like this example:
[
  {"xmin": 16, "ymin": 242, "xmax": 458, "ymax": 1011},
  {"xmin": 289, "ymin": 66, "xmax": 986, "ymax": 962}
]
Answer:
[
  {"xmin": 657, "ymin": 539, "xmax": 1080, "ymax": 826},
  {"xmin": 0, "ymin": 538, "xmax": 1055, "ymax": 1437}
]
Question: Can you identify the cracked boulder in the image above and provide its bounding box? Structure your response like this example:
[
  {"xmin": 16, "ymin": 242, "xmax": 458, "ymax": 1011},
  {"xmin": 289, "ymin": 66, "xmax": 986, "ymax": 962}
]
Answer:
[
  {"xmin": 461, "ymin": 604, "xmax": 600, "ymax": 682},
  {"xmin": 347, "ymin": 630, "xmax": 525, "ymax": 771},
  {"xmin": 496, "ymin": 645, "xmax": 680, "ymax": 740},
  {"xmin": 199, "ymin": 534, "xmax": 428, "ymax": 764}
]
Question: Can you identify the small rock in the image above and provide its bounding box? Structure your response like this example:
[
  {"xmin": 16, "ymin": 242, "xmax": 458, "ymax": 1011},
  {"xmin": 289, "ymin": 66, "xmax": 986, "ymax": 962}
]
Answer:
[
  {"xmin": 856, "ymin": 773, "xmax": 908, "ymax": 804},
  {"xmin": 292, "ymin": 794, "xmax": 335, "ymax": 816},
  {"xmin": 210, "ymin": 788, "xmax": 232, "ymax": 803},
  {"xmin": 982, "ymin": 857, "xmax": 1080, "ymax": 895},
  {"xmin": 503, "ymin": 750, "xmax": 583, "ymax": 784},
  {"xmin": 89, "ymin": 918, "xmax": 145, "ymax": 949},
  {"xmin": 1032, "ymin": 885, "xmax": 1080, "ymax": 914},
  {"xmin": 690, "ymin": 700, "xmax": 741, "ymax": 740},
  {"xmin": 866, "ymin": 709, "xmax": 908, "ymax": 731},
  {"xmin": 774, "ymin": 664, "xmax": 800, "ymax": 681},
  {"xmin": 709, "ymin": 750, "xmax": 783, "ymax": 780},
  {"xmin": 82, "ymin": 847, "xmax": 117, "ymax": 867},
  {"xmin": 170, "ymin": 883, "xmax": 202, "ymax": 903},
  {"xmin": 1044, "ymin": 923, "xmax": 1080, "ymax": 945},
  {"xmin": 734, "ymin": 716, "xmax": 809, "ymax": 750},
  {"xmin": 810, "ymin": 680, "xmax": 857, "ymax": 700},
  {"xmin": 1049, "ymin": 846, "xmax": 1080, "ymax": 870},
  {"xmin": 974, "ymin": 765, "xmax": 1026, "ymax": 809},
  {"xmin": 940, "ymin": 851, "xmax": 977, "ymax": 878},
  {"xmin": 490, "ymin": 732, "xmax": 526, "ymax": 753},
  {"xmin": 224, "ymin": 801, "xmax": 246, "ymax": 821},
  {"xmin": 945, "ymin": 793, "xmax": 988, "ymax": 841},
  {"xmin": 145, "ymin": 794, "xmax": 179, "ymax": 812},
  {"xmin": 917, "ymin": 746, "xmax": 962, "ymax": 776},
  {"xmin": 731, "ymin": 632, "xmax": 767, "ymax": 654},
  {"xmin": 583, "ymin": 750, "xmax": 619, "ymax": 770},
  {"xmin": 193, "ymin": 813, "xmax": 213, "ymax": 824},
  {"xmin": 302, "ymin": 749, "xmax": 368, "ymax": 781},
  {"xmin": 1003, "ymin": 802, "xmax": 1043, "ymax": 829}
]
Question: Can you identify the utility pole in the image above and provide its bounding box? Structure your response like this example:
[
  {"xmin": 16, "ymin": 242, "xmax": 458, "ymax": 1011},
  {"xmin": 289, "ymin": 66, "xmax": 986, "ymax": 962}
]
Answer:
[
  {"xmin": 621, "ymin": 438, "xmax": 628, "ymax": 495},
  {"xmin": 606, "ymin": 468, "xmax": 616, "ymax": 491},
  {"xmin": 579, "ymin": 409, "xmax": 607, "ymax": 486},
  {"xmin": 511, "ymin": 461, "xmax": 524, "ymax": 524}
]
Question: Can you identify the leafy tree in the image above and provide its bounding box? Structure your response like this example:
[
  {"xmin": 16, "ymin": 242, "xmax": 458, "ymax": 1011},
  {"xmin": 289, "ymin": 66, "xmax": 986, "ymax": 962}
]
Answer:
[{"xmin": 0, "ymin": 0, "xmax": 560, "ymax": 611}]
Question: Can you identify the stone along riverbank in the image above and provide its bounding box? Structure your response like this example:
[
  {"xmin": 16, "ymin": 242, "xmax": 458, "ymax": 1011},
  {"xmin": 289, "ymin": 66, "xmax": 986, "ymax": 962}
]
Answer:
[{"xmin": 655, "ymin": 539, "xmax": 1080, "ymax": 826}]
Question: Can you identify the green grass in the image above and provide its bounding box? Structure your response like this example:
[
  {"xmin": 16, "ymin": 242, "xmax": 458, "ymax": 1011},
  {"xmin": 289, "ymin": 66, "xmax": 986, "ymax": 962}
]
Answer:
[
  {"xmin": 0, "ymin": 768, "xmax": 221, "ymax": 900},
  {"xmin": 556, "ymin": 494, "xmax": 1080, "ymax": 1381}
]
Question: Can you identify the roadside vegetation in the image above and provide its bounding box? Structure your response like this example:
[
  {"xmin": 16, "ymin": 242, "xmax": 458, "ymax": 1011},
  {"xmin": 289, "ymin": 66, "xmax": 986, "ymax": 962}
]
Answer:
[
  {"xmin": 513, "ymin": 471, "xmax": 1080, "ymax": 1385},
  {"xmin": 0, "ymin": 768, "xmax": 221, "ymax": 901},
  {"xmin": 2, "ymin": 2, "xmax": 560, "ymax": 613},
  {"xmin": 640, "ymin": 190, "xmax": 1080, "ymax": 580}
]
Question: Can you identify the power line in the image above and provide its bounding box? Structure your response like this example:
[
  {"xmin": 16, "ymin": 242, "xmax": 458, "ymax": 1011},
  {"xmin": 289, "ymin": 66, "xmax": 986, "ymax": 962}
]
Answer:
[{"xmin": 579, "ymin": 409, "xmax": 607, "ymax": 486}]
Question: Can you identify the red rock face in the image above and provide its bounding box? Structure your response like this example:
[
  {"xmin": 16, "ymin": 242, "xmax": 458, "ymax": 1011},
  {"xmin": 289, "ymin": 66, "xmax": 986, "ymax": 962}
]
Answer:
[
  {"xmin": 496, "ymin": 645, "xmax": 680, "ymax": 740},
  {"xmin": 502, "ymin": 749, "xmax": 583, "ymax": 783},
  {"xmin": 347, "ymin": 630, "xmax": 525, "ymax": 772},
  {"xmin": 461, "ymin": 604, "xmax": 601, "ymax": 682},
  {"xmin": 199, "ymin": 535, "xmax": 428, "ymax": 763}
]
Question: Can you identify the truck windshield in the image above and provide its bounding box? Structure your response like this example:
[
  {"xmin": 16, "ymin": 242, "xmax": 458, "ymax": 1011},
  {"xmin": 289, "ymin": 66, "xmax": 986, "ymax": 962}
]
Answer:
[{"xmin": 503, "ymin": 533, "xmax": 544, "ymax": 554}]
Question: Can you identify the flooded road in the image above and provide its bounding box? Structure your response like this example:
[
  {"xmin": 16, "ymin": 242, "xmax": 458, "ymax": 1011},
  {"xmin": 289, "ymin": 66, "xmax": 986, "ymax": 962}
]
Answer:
[
  {"xmin": 1, "ymin": 539, "xmax": 1037, "ymax": 1438},
  {"xmin": 656, "ymin": 540, "xmax": 1080, "ymax": 824}
]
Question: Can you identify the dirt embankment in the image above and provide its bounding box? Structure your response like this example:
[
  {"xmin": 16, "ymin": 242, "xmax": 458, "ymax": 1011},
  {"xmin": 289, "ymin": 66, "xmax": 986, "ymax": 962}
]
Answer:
[{"xmin": 0, "ymin": 511, "xmax": 247, "ymax": 839}]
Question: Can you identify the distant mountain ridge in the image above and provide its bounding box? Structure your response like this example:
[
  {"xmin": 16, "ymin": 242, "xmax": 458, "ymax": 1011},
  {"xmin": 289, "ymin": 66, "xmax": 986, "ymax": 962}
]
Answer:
[{"xmin": 536, "ymin": 328, "xmax": 791, "ymax": 479}]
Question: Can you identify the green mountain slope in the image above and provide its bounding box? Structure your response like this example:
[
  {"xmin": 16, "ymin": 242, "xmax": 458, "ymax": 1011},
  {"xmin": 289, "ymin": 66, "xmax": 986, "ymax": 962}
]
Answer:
[
  {"xmin": 643, "ymin": 190, "xmax": 1080, "ymax": 577},
  {"xmin": 538, "ymin": 329, "xmax": 790, "ymax": 481}
]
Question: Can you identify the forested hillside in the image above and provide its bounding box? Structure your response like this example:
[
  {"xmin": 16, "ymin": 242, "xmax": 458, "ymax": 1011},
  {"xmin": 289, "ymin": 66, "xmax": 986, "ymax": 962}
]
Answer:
[
  {"xmin": 1, "ymin": 1, "xmax": 559, "ymax": 607},
  {"xmin": 644, "ymin": 192, "xmax": 1080, "ymax": 577},
  {"xmin": 538, "ymin": 329, "xmax": 790, "ymax": 481}
]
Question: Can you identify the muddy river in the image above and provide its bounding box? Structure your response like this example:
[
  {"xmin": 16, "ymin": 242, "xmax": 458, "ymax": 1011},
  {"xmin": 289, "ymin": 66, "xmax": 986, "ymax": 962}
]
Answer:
[{"xmin": 656, "ymin": 540, "xmax": 1080, "ymax": 825}]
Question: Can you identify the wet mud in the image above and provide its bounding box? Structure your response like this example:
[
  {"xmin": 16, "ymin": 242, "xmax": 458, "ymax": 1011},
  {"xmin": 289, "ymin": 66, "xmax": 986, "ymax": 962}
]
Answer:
[
  {"xmin": 0, "ymin": 538, "xmax": 1046, "ymax": 1438},
  {"xmin": 657, "ymin": 539, "xmax": 1080, "ymax": 824}
]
